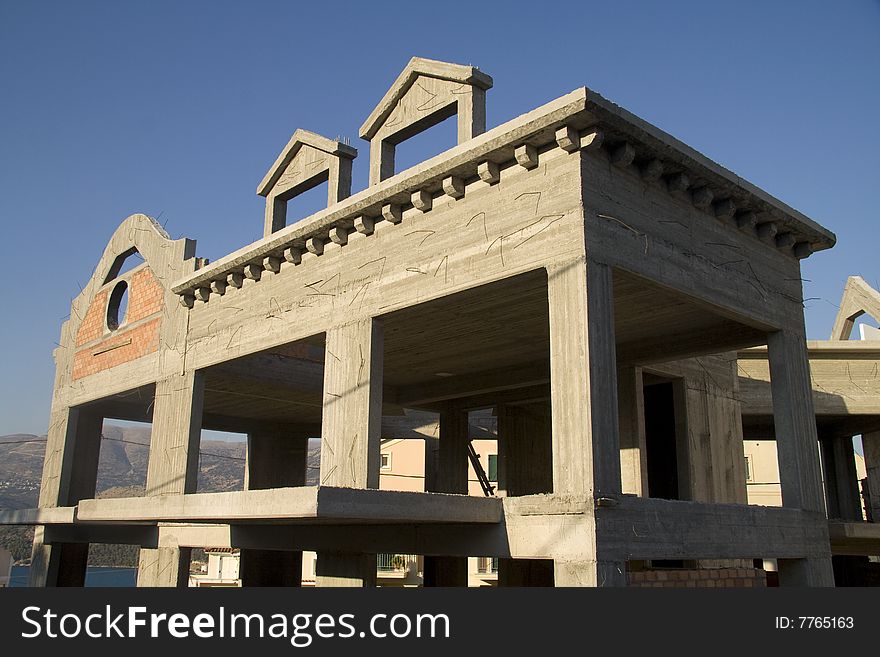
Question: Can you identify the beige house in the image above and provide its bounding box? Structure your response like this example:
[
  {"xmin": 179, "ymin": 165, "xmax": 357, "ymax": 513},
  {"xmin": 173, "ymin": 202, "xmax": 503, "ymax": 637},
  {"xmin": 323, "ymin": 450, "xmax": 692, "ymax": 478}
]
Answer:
[
  {"xmin": 744, "ymin": 440, "xmax": 867, "ymax": 514},
  {"xmin": 380, "ymin": 438, "xmax": 498, "ymax": 496},
  {"xmin": 189, "ymin": 548, "xmax": 241, "ymax": 587}
]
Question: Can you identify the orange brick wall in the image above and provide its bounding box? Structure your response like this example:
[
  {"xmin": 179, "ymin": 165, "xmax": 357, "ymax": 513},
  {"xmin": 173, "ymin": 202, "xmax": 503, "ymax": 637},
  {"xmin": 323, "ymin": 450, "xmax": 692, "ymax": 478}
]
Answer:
[
  {"xmin": 72, "ymin": 317, "xmax": 161, "ymax": 380},
  {"xmin": 74, "ymin": 266, "xmax": 164, "ymax": 347},
  {"xmin": 126, "ymin": 267, "xmax": 164, "ymax": 323},
  {"xmin": 75, "ymin": 289, "xmax": 109, "ymax": 346},
  {"xmin": 628, "ymin": 568, "xmax": 767, "ymax": 588}
]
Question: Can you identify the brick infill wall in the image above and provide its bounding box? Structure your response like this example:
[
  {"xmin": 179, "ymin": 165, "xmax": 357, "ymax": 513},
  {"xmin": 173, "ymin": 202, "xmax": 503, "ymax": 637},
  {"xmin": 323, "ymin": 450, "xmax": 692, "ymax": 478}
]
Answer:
[
  {"xmin": 628, "ymin": 568, "xmax": 767, "ymax": 588},
  {"xmin": 73, "ymin": 317, "xmax": 161, "ymax": 380}
]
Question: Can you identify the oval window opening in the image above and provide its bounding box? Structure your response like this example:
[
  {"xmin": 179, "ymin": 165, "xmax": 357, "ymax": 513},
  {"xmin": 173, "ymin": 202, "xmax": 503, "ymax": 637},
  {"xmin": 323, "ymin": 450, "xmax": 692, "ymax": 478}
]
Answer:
[{"xmin": 107, "ymin": 281, "xmax": 129, "ymax": 331}]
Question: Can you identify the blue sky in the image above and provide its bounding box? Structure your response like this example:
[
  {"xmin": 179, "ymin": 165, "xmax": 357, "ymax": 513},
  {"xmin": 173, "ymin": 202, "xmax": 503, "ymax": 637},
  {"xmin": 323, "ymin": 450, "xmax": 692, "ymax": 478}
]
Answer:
[{"xmin": 0, "ymin": 1, "xmax": 878, "ymax": 435}]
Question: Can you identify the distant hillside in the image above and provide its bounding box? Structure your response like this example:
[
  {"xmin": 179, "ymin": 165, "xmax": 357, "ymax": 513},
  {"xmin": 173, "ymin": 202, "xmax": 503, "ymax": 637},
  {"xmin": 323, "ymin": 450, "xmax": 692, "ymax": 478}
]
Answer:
[
  {"xmin": 0, "ymin": 424, "xmax": 325, "ymax": 564},
  {"xmin": 0, "ymin": 434, "xmax": 46, "ymax": 510}
]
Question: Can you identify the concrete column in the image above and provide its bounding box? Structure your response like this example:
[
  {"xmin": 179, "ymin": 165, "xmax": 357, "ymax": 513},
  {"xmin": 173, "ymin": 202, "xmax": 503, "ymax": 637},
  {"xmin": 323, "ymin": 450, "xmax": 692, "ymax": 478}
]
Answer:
[
  {"xmin": 457, "ymin": 88, "xmax": 486, "ymax": 143},
  {"xmin": 547, "ymin": 257, "xmax": 625, "ymax": 587},
  {"xmin": 327, "ymin": 157, "xmax": 353, "ymax": 206},
  {"xmin": 423, "ymin": 403, "xmax": 470, "ymax": 587},
  {"xmin": 264, "ymin": 195, "xmax": 287, "ymax": 236},
  {"xmin": 241, "ymin": 428, "xmax": 309, "ymax": 586},
  {"xmin": 497, "ymin": 403, "xmax": 552, "ymax": 497},
  {"xmin": 319, "ymin": 319, "xmax": 383, "ymax": 489},
  {"xmin": 617, "ymin": 366, "xmax": 647, "ymax": 496},
  {"xmin": 862, "ymin": 431, "xmax": 880, "ymax": 522},
  {"xmin": 617, "ymin": 367, "xmax": 649, "ymax": 573},
  {"xmin": 496, "ymin": 403, "xmax": 555, "ymax": 586},
  {"xmin": 369, "ymin": 139, "xmax": 395, "ymax": 186},
  {"xmin": 315, "ymin": 553, "xmax": 377, "ymax": 587},
  {"xmin": 316, "ymin": 319, "xmax": 383, "ymax": 587},
  {"xmin": 137, "ymin": 547, "xmax": 191, "ymax": 588},
  {"xmin": 423, "ymin": 436, "xmax": 440, "ymax": 493},
  {"xmin": 767, "ymin": 328, "xmax": 834, "ymax": 586},
  {"xmin": 548, "ymin": 258, "xmax": 621, "ymax": 496},
  {"xmin": 821, "ymin": 436, "xmax": 862, "ymax": 521},
  {"xmin": 30, "ymin": 406, "xmax": 103, "ymax": 587},
  {"xmin": 245, "ymin": 429, "xmax": 309, "ymax": 489},
  {"xmin": 554, "ymin": 560, "xmax": 626, "ymax": 587},
  {"xmin": 30, "ymin": 531, "xmax": 91, "ymax": 588},
  {"xmin": 145, "ymin": 371, "xmax": 205, "ymax": 496},
  {"xmin": 137, "ymin": 370, "xmax": 204, "ymax": 587},
  {"xmin": 240, "ymin": 549, "xmax": 302, "ymax": 587},
  {"xmin": 822, "ymin": 436, "xmax": 870, "ymax": 585},
  {"xmin": 498, "ymin": 559, "xmax": 554, "ymax": 587},
  {"xmin": 436, "ymin": 403, "xmax": 469, "ymax": 494}
]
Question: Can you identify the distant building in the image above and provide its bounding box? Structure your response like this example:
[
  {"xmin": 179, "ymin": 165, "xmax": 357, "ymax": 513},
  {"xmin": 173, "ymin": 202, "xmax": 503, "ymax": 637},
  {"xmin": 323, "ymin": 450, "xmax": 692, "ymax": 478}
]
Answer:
[
  {"xmin": 745, "ymin": 440, "xmax": 868, "ymax": 516},
  {"xmin": 189, "ymin": 548, "xmax": 241, "ymax": 587}
]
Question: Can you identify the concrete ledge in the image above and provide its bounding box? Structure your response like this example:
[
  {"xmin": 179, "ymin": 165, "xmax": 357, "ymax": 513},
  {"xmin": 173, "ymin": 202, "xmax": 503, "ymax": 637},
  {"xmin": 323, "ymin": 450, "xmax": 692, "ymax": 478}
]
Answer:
[
  {"xmin": 174, "ymin": 85, "xmax": 833, "ymax": 298},
  {"xmin": 44, "ymin": 524, "xmax": 159, "ymax": 547},
  {"xmin": 160, "ymin": 523, "xmax": 508, "ymax": 557},
  {"xmin": 828, "ymin": 520, "xmax": 880, "ymax": 556},
  {"xmin": 586, "ymin": 92, "xmax": 834, "ymax": 247},
  {"xmin": 597, "ymin": 497, "xmax": 831, "ymax": 561},
  {"xmin": 77, "ymin": 486, "xmax": 503, "ymax": 525},
  {"xmin": 741, "ymin": 342, "xmax": 880, "ymax": 357},
  {"xmin": 0, "ymin": 506, "xmax": 76, "ymax": 525}
]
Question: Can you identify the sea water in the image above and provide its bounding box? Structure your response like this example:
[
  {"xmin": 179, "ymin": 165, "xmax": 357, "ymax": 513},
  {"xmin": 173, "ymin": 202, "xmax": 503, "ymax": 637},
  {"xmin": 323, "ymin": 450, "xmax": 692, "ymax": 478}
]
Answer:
[{"xmin": 8, "ymin": 565, "xmax": 137, "ymax": 587}]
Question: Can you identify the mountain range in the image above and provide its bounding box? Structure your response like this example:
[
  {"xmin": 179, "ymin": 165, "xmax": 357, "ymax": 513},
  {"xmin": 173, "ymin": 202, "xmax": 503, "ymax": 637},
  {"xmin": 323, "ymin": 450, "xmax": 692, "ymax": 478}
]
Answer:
[{"xmin": 0, "ymin": 425, "xmax": 320, "ymax": 564}]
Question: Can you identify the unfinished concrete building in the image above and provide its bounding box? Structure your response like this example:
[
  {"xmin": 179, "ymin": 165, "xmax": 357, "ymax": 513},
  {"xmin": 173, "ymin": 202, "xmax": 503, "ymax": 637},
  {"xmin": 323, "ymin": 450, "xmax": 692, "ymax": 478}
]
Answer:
[
  {"xmin": 0, "ymin": 58, "xmax": 843, "ymax": 586},
  {"xmin": 738, "ymin": 276, "xmax": 880, "ymax": 584}
]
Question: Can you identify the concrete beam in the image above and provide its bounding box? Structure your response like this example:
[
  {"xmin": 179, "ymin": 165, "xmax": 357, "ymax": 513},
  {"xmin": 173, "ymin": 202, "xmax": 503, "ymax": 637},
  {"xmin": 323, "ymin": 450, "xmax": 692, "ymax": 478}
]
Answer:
[
  {"xmin": 828, "ymin": 520, "xmax": 880, "ymax": 556},
  {"xmin": 157, "ymin": 495, "xmax": 590, "ymax": 561},
  {"xmin": 596, "ymin": 496, "xmax": 831, "ymax": 561},
  {"xmin": 43, "ymin": 524, "xmax": 159, "ymax": 547},
  {"xmin": 0, "ymin": 506, "xmax": 76, "ymax": 525},
  {"xmin": 394, "ymin": 361, "xmax": 550, "ymax": 407},
  {"xmin": 77, "ymin": 486, "xmax": 502, "ymax": 525}
]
